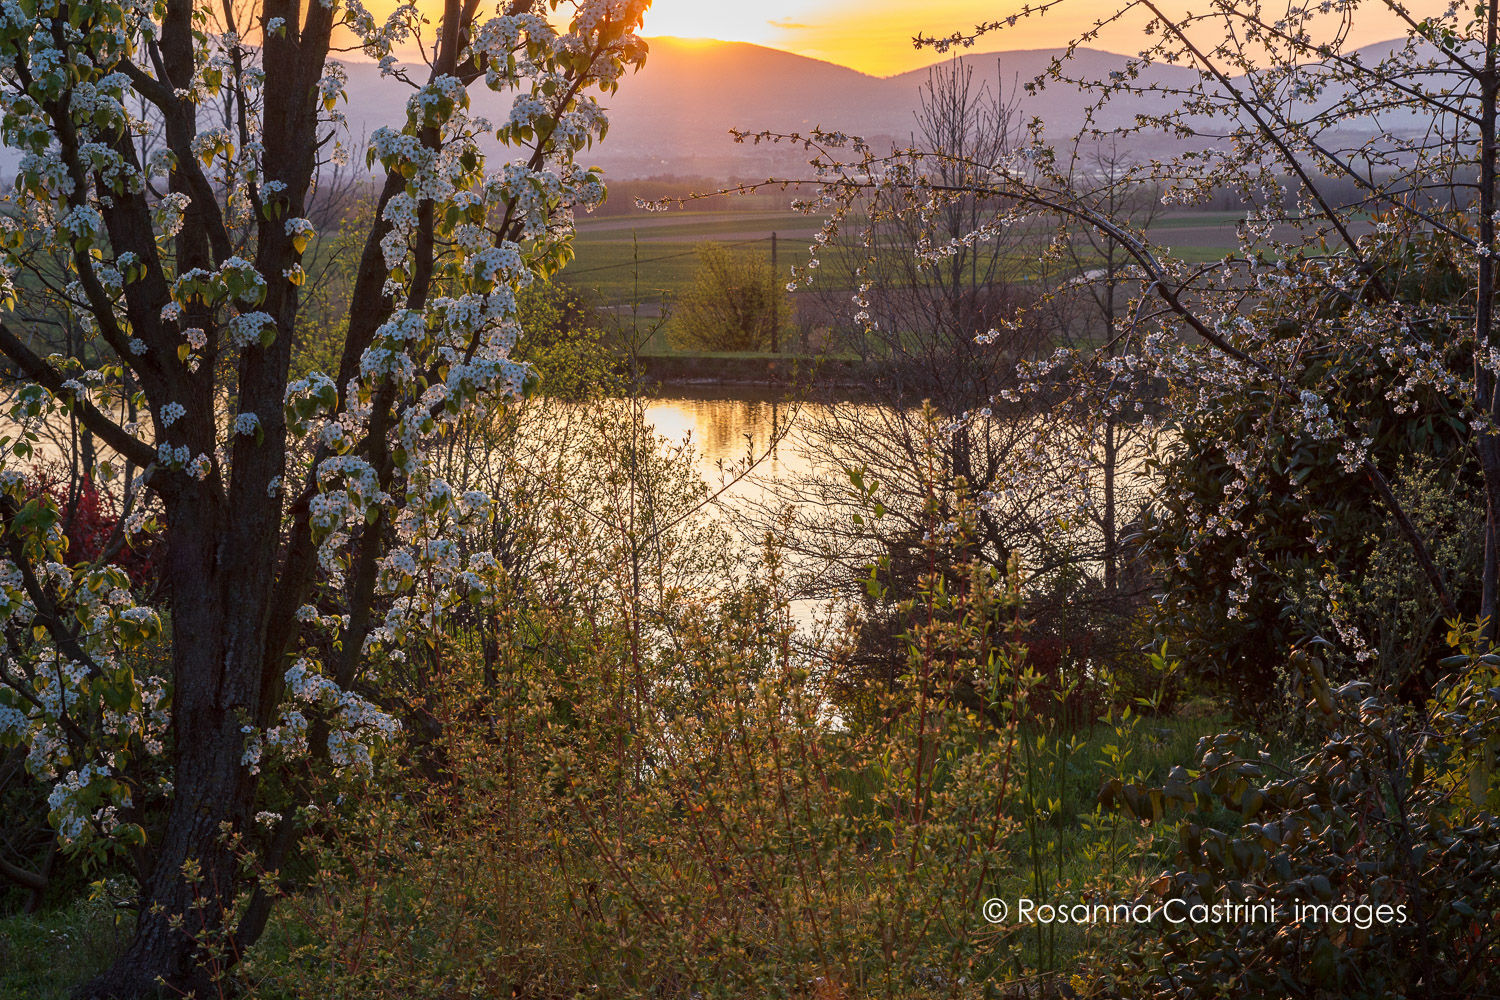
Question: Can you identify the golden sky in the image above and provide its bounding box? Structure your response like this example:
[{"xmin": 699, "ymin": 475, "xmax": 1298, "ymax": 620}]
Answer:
[
  {"xmin": 638, "ymin": 0, "xmax": 1439, "ymax": 76},
  {"xmin": 359, "ymin": 1, "xmax": 1448, "ymax": 77}
]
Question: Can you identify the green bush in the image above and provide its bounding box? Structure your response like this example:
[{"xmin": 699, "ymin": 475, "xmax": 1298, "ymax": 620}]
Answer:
[
  {"xmin": 511, "ymin": 280, "xmax": 621, "ymax": 398},
  {"xmin": 1102, "ymin": 638, "xmax": 1500, "ymax": 999},
  {"xmin": 241, "ymin": 538, "xmax": 1030, "ymax": 997},
  {"xmin": 670, "ymin": 243, "xmax": 791, "ymax": 352}
]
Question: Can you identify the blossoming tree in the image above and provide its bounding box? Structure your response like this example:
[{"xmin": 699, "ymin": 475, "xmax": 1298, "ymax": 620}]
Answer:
[
  {"xmin": 935, "ymin": 0, "xmax": 1496, "ymax": 664},
  {"xmin": 0, "ymin": 0, "xmax": 646, "ymax": 993}
]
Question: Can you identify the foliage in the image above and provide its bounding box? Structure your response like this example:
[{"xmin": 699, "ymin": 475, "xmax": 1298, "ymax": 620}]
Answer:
[
  {"xmin": 6, "ymin": 0, "xmax": 1500, "ymax": 994},
  {"xmin": 208, "ymin": 412, "xmax": 1202, "ymax": 1000},
  {"xmin": 754, "ymin": 62, "xmax": 1146, "ymax": 713},
  {"xmin": 24, "ymin": 464, "xmax": 159, "ymax": 593},
  {"xmin": 748, "ymin": 0, "xmax": 1500, "ymax": 690},
  {"xmin": 511, "ymin": 280, "xmax": 619, "ymax": 397},
  {"xmin": 0, "ymin": 466, "xmax": 163, "ymax": 916},
  {"xmin": 792, "ymin": 402, "xmax": 1147, "ymax": 735},
  {"xmin": 717, "ymin": 2, "xmax": 1500, "ymax": 990},
  {"xmin": 1101, "ymin": 640, "xmax": 1500, "ymax": 999},
  {"xmin": 670, "ymin": 243, "xmax": 790, "ymax": 352}
]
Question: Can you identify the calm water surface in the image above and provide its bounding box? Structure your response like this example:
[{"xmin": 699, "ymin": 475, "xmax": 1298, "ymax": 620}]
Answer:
[{"xmin": 641, "ymin": 388, "xmax": 820, "ymax": 500}]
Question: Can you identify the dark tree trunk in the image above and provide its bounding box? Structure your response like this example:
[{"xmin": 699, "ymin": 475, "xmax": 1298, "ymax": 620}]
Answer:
[
  {"xmin": 1479, "ymin": 431, "xmax": 1500, "ymax": 640},
  {"xmin": 1102, "ymin": 416, "xmax": 1118, "ymax": 597},
  {"xmin": 68, "ymin": 3, "xmax": 342, "ymax": 992},
  {"xmin": 1477, "ymin": 16, "xmax": 1498, "ymax": 644},
  {"xmin": 78, "ymin": 498, "xmax": 270, "ymax": 999}
]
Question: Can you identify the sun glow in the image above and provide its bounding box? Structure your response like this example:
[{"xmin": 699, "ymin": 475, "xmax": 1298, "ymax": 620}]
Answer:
[
  {"xmin": 639, "ymin": 0, "xmax": 1030, "ymax": 76},
  {"xmin": 368, "ymin": 0, "xmax": 1444, "ymax": 77},
  {"xmin": 642, "ymin": 0, "xmax": 1437, "ymax": 76},
  {"xmin": 638, "ymin": 0, "xmax": 806, "ymax": 48}
]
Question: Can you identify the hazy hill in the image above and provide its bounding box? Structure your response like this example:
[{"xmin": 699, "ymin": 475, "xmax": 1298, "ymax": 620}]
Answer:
[
  {"xmin": 595, "ymin": 39, "xmax": 1213, "ymax": 176},
  {"xmin": 0, "ymin": 36, "xmax": 1428, "ymax": 181},
  {"xmin": 334, "ymin": 38, "xmax": 1212, "ymax": 180}
]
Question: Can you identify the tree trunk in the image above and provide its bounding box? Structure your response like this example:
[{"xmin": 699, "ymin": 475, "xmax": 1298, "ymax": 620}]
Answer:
[
  {"xmin": 1102, "ymin": 416, "xmax": 1118, "ymax": 597},
  {"xmin": 1477, "ymin": 18, "xmax": 1498, "ymax": 644},
  {"xmin": 78, "ymin": 496, "xmax": 270, "ymax": 999},
  {"xmin": 1479, "ymin": 431, "xmax": 1500, "ymax": 639}
]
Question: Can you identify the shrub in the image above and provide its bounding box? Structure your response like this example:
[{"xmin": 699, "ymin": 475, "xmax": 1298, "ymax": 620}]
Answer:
[
  {"xmin": 25, "ymin": 465, "xmax": 158, "ymax": 594},
  {"xmin": 1101, "ymin": 639, "xmax": 1500, "ymax": 999},
  {"xmin": 670, "ymin": 243, "xmax": 791, "ymax": 352},
  {"xmin": 1140, "ymin": 238, "xmax": 1481, "ymax": 717},
  {"xmin": 511, "ymin": 281, "xmax": 620, "ymax": 398},
  {"xmin": 233, "ymin": 443, "xmax": 1190, "ymax": 999}
]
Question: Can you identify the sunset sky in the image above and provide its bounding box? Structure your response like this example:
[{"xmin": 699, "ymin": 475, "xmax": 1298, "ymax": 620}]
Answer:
[
  {"xmin": 635, "ymin": 0, "xmax": 1436, "ymax": 76},
  {"xmin": 350, "ymin": 1, "xmax": 1452, "ymax": 76}
]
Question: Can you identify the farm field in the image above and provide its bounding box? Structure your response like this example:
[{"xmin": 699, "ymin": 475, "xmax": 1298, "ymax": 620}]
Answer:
[
  {"xmin": 563, "ymin": 205, "xmax": 1272, "ymax": 358},
  {"xmin": 564, "ymin": 206, "xmax": 1270, "ymax": 307}
]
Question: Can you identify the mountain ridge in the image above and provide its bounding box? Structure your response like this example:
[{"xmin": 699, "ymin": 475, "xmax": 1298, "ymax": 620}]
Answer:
[
  {"xmin": 332, "ymin": 38, "xmax": 1206, "ymax": 178},
  {"xmin": 0, "ymin": 36, "xmax": 1420, "ymax": 180}
]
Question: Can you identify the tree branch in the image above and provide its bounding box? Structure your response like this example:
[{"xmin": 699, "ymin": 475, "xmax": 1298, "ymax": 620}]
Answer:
[{"xmin": 0, "ymin": 323, "xmax": 155, "ymax": 469}]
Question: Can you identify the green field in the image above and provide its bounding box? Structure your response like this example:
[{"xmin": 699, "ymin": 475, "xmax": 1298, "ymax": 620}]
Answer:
[
  {"xmin": 563, "ymin": 206, "xmax": 1260, "ymax": 310},
  {"xmin": 562, "ymin": 205, "xmax": 1254, "ymax": 358},
  {"xmin": 562, "ymin": 209, "xmax": 822, "ymax": 304}
]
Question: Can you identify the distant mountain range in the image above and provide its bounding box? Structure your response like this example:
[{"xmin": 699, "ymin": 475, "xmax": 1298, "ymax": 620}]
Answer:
[
  {"xmin": 336, "ymin": 38, "xmax": 1210, "ymax": 179},
  {"xmin": 334, "ymin": 35, "xmax": 1428, "ymax": 180},
  {"xmin": 0, "ymin": 36, "xmax": 1429, "ymax": 181}
]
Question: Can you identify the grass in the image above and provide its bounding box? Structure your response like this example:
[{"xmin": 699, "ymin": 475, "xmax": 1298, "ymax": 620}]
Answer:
[
  {"xmin": 994, "ymin": 702, "xmax": 1242, "ymax": 974},
  {"xmin": 0, "ymin": 892, "xmax": 132, "ymax": 1000}
]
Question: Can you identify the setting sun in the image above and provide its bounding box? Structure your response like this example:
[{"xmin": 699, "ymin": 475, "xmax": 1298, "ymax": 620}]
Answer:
[{"xmin": 640, "ymin": 0, "xmax": 1046, "ymax": 75}]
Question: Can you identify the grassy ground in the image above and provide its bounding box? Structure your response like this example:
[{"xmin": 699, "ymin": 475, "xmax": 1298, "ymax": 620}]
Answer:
[{"xmin": 0, "ymin": 893, "xmax": 132, "ymax": 1000}]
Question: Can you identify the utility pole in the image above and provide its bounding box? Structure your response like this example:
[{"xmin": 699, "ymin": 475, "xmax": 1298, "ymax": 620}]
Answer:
[{"xmin": 770, "ymin": 231, "xmax": 779, "ymax": 355}]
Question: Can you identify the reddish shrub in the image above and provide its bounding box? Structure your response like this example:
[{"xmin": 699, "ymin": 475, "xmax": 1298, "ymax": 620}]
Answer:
[{"xmin": 26, "ymin": 463, "xmax": 159, "ymax": 592}]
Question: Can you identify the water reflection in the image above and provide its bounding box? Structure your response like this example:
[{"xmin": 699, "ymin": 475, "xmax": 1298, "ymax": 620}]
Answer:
[
  {"xmin": 642, "ymin": 389, "xmax": 806, "ymax": 498},
  {"xmin": 636, "ymin": 388, "xmax": 903, "ymax": 518},
  {"xmin": 637, "ymin": 387, "xmax": 1156, "ymax": 594}
]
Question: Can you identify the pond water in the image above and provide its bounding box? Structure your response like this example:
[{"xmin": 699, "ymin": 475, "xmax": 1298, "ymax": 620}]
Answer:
[
  {"xmin": 8, "ymin": 383, "xmax": 1148, "ymax": 610},
  {"xmin": 636, "ymin": 385, "xmax": 1155, "ymax": 602},
  {"xmin": 636, "ymin": 387, "xmax": 868, "ymax": 626},
  {"xmin": 640, "ymin": 387, "xmax": 834, "ymax": 506}
]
